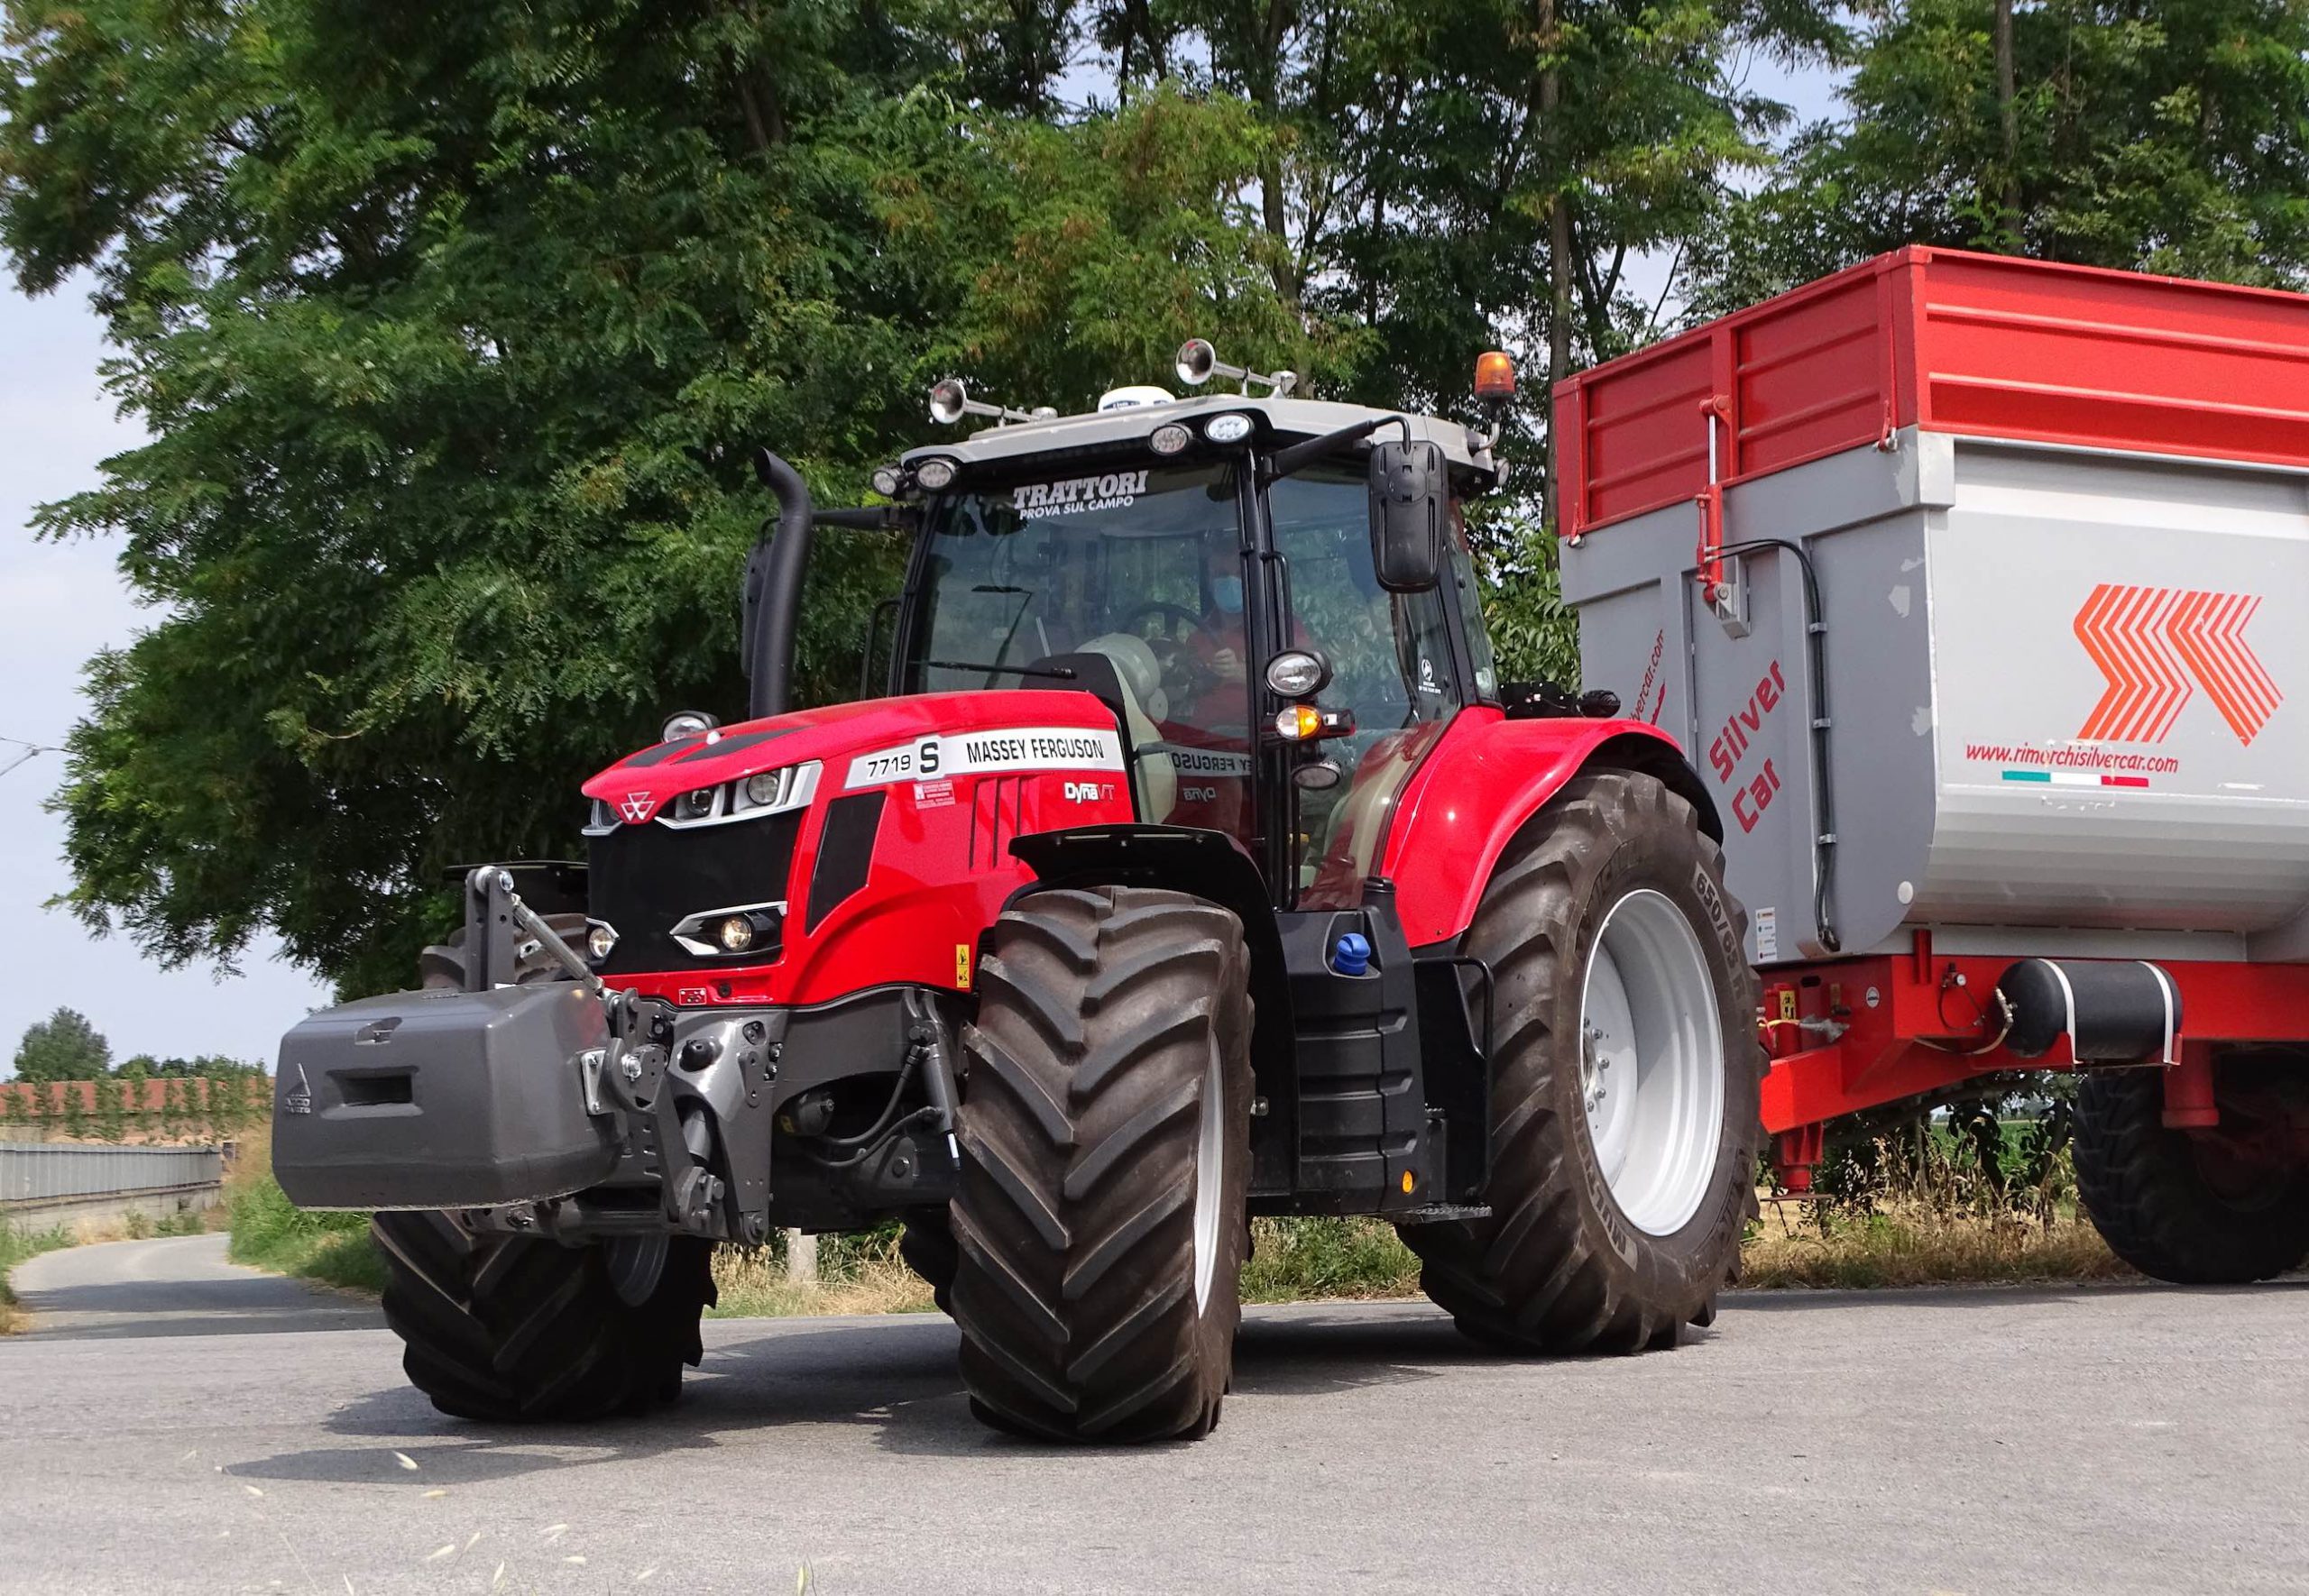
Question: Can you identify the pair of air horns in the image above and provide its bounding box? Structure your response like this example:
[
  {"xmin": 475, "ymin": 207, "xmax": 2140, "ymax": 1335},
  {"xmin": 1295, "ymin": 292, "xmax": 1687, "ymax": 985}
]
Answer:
[{"xmin": 928, "ymin": 341, "xmax": 1298, "ymax": 427}]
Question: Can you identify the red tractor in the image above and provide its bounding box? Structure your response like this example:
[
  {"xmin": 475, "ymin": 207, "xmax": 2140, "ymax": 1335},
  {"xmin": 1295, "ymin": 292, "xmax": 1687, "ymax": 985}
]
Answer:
[{"xmin": 273, "ymin": 345, "xmax": 1760, "ymax": 1444}]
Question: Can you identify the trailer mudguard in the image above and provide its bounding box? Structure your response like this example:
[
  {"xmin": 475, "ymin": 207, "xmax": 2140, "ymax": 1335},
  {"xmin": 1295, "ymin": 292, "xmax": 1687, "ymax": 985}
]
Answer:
[{"xmin": 1377, "ymin": 708, "xmax": 1720, "ymax": 947}]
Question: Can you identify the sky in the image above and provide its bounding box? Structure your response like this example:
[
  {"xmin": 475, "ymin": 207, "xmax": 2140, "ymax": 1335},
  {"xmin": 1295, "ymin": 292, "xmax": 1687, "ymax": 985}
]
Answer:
[
  {"xmin": 0, "ymin": 50, "xmax": 1845, "ymax": 1078},
  {"xmin": 0, "ymin": 278, "xmax": 336, "ymax": 1072}
]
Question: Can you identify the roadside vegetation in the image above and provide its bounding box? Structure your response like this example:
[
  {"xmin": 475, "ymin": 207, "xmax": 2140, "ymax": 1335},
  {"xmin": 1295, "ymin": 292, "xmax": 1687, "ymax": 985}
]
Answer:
[
  {"xmin": 108, "ymin": 1108, "xmax": 2136, "ymax": 1322},
  {"xmin": 222, "ymin": 1125, "xmax": 386, "ymax": 1294},
  {"xmin": 224, "ymin": 1096, "xmax": 2123, "ymax": 1315},
  {"xmin": 0, "ymin": 1217, "xmax": 76, "ymax": 1333}
]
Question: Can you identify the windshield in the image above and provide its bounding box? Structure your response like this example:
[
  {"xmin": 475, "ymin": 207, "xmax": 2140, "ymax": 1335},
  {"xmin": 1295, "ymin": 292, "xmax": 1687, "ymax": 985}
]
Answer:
[{"xmin": 905, "ymin": 462, "xmax": 1256, "ymax": 847}]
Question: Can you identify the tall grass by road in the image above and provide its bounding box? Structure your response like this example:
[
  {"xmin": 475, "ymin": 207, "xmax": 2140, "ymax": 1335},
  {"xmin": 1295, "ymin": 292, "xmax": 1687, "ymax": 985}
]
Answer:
[
  {"xmin": 222, "ymin": 1124, "xmax": 386, "ymax": 1293},
  {"xmin": 223, "ymin": 1115, "xmax": 2126, "ymax": 1314},
  {"xmin": 0, "ymin": 1218, "xmax": 77, "ymax": 1333}
]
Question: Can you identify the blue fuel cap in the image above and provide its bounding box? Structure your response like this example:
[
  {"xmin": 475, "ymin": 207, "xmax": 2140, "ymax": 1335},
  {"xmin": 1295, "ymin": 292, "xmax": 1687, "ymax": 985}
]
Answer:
[{"xmin": 1332, "ymin": 932, "xmax": 1372, "ymax": 977}]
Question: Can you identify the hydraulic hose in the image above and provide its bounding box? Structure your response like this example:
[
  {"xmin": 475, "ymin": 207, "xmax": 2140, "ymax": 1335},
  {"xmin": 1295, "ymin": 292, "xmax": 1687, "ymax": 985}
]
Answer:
[{"xmin": 1714, "ymin": 537, "xmax": 1840, "ymax": 953}]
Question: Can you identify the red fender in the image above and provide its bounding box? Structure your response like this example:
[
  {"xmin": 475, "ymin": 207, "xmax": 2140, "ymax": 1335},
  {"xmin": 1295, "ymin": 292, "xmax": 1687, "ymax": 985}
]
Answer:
[{"xmin": 1375, "ymin": 707, "xmax": 1719, "ymax": 947}]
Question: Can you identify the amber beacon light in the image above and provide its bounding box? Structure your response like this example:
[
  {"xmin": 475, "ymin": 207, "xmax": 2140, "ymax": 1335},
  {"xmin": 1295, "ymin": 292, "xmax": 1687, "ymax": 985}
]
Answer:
[{"xmin": 1474, "ymin": 350, "xmax": 1516, "ymax": 400}]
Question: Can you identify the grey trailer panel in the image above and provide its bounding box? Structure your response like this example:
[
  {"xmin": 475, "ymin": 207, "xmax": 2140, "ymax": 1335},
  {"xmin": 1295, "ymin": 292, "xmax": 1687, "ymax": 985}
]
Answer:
[{"xmin": 1565, "ymin": 427, "xmax": 2309, "ymax": 966}]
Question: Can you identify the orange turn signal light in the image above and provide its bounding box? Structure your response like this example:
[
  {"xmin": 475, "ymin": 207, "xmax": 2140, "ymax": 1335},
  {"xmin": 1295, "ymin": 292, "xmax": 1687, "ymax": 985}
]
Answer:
[
  {"xmin": 1273, "ymin": 702, "xmax": 1357, "ymax": 742},
  {"xmin": 1474, "ymin": 350, "xmax": 1516, "ymax": 401},
  {"xmin": 1275, "ymin": 704, "xmax": 1325, "ymax": 741}
]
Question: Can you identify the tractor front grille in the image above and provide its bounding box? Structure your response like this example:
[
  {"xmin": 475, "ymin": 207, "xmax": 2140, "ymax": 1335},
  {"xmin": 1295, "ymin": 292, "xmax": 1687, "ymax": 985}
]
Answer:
[{"xmin": 585, "ymin": 809, "xmax": 805, "ymax": 977}]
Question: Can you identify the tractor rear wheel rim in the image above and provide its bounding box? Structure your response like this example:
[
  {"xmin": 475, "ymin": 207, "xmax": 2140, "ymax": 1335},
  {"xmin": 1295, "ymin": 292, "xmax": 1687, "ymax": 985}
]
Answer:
[
  {"xmin": 1578, "ymin": 888, "xmax": 1725, "ymax": 1237},
  {"xmin": 1192, "ymin": 1039, "xmax": 1224, "ymax": 1315}
]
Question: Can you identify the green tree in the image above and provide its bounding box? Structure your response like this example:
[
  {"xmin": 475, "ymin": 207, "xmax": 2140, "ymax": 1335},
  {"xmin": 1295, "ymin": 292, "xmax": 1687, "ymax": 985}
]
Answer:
[
  {"xmin": 1688, "ymin": 0, "xmax": 2309, "ymax": 312},
  {"xmin": 12, "ymin": 1007, "xmax": 112, "ymax": 1082},
  {"xmin": 1, "ymin": 0, "xmax": 1838, "ymax": 993}
]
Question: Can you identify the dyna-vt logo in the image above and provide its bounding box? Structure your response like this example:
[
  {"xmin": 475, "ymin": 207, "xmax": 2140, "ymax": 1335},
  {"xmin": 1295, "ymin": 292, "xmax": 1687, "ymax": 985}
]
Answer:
[
  {"xmin": 2074, "ymin": 584, "xmax": 2280, "ymax": 746},
  {"xmin": 1062, "ymin": 781, "xmax": 1115, "ymax": 803}
]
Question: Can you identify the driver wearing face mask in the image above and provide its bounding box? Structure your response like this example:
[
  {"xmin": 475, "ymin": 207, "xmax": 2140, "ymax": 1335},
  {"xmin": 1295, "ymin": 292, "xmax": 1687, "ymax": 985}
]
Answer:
[{"xmin": 1193, "ymin": 540, "xmax": 1251, "ymax": 687}]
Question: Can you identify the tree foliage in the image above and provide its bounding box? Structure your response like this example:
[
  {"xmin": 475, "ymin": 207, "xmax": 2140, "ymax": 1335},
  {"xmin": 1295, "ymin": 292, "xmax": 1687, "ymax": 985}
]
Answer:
[
  {"xmin": 12, "ymin": 1007, "xmax": 113, "ymax": 1082},
  {"xmin": 3, "ymin": 0, "xmax": 1834, "ymax": 993},
  {"xmin": 1688, "ymin": 0, "xmax": 2309, "ymax": 313}
]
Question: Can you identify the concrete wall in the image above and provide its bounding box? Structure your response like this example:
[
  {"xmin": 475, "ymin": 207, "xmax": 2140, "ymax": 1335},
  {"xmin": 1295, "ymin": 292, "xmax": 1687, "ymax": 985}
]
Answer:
[
  {"xmin": 0, "ymin": 1143, "xmax": 227, "ymax": 1236},
  {"xmin": 2, "ymin": 1182, "xmax": 222, "ymax": 1235}
]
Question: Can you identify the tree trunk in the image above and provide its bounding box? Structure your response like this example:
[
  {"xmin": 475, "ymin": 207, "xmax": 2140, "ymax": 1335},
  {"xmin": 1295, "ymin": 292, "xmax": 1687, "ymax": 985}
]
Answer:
[
  {"xmin": 1994, "ymin": 0, "xmax": 2019, "ymax": 237},
  {"xmin": 1539, "ymin": 0, "xmax": 1572, "ymax": 529}
]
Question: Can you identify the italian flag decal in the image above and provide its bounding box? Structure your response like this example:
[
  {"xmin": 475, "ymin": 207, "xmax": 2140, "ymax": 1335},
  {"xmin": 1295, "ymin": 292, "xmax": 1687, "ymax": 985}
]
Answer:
[{"xmin": 2001, "ymin": 770, "xmax": 2150, "ymax": 789}]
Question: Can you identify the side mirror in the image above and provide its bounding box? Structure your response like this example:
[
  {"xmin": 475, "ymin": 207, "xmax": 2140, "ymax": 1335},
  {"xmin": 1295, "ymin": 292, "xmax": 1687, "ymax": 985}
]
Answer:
[{"xmin": 1367, "ymin": 437, "xmax": 1447, "ymax": 592}]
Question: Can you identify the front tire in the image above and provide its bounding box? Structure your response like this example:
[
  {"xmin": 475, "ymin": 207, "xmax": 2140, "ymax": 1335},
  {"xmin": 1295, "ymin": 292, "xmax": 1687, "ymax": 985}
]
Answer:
[
  {"xmin": 2073, "ymin": 1062, "xmax": 2309, "ymax": 1284},
  {"xmin": 373, "ymin": 1213, "xmax": 718, "ymax": 1422},
  {"xmin": 949, "ymin": 886, "xmax": 1254, "ymax": 1444},
  {"xmin": 1400, "ymin": 771, "xmax": 1762, "ymax": 1352}
]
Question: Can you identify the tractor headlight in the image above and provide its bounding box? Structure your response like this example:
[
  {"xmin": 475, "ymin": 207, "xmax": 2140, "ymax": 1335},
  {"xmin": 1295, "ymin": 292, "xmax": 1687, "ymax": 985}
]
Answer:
[
  {"xmin": 662, "ymin": 709, "xmax": 717, "ymax": 743},
  {"xmin": 1265, "ymin": 648, "xmax": 1332, "ymax": 699},
  {"xmin": 914, "ymin": 457, "xmax": 958, "ymax": 491},
  {"xmin": 729, "ymin": 761, "xmax": 818, "ymax": 819},
  {"xmin": 870, "ymin": 464, "xmax": 904, "ymax": 498},
  {"xmin": 584, "ymin": 921, "xmax": 620, "ymax": 963},
  {"xmin": 1204, "ymin": 412, "xmax": 1253, "ymax": 445},
  {"xmin": 715, "ymin": 915, "xmax": 755, "ymax": 953},
  {"xmin": 1150, "ymin": 421, "xmax": 1192, "ymax": 456}
]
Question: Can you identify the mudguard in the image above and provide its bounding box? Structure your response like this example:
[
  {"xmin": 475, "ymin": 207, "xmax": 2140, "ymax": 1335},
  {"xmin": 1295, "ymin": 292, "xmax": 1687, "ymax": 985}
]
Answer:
[{"xmin": 1375, "ymin": 707, "xmax": 1720, "ymax": 947}]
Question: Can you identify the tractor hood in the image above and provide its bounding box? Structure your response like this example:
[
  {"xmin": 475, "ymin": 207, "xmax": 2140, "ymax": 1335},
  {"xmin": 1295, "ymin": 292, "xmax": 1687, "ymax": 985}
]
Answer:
[
  {"xmin": 578, "ymin": 688, "xmax": 1139, "ymax": 1008},
  {"xmin": 582, "ymin": 690, "xmax": 1126, "ymax": 826}
]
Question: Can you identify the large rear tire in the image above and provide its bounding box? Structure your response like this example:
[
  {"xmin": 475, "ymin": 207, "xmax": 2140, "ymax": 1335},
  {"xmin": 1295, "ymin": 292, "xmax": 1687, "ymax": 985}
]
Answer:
[
  {"xmin": 1399, "ymin": 771, "xmax": 1762, "ymax": 1353},
  {"xmin": 949, "ymin": 885, "xmax": 1254, "ymax": 1444},
  {"xmin": 373, "ymin": 1212, "xmax": 717, "ymax": 1422},
  {"xmin": 2073, "ymin": 1063, "xmax": 2309, "ymax": 1284}
]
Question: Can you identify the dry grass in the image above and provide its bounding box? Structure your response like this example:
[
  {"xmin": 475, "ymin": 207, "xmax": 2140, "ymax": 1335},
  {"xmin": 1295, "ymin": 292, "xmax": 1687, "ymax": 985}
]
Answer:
[
  {"xmin": 709, "ymin": 1232, "xmax": 939, "ymax": 1318},
  {"xmin": 1740, "ymin": 1197, "xmax": 2127, "ymax": 1289}
]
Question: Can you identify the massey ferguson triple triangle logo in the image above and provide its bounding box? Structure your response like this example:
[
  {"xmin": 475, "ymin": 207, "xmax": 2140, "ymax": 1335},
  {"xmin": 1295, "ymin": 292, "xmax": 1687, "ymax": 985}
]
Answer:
[
  {"xmin": 619, "ymin": 792, "xmax": 658, "ymax": 823},
  {"xmin": 2073, "ymin": 583, "xmax": 2280, "ymax": 747}
]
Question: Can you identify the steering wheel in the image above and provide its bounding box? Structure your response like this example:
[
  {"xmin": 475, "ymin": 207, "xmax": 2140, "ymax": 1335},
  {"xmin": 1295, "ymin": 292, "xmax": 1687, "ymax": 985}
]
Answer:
[
  {"xmin": 1118, "ymin": 600, "xmax": 1206, "ymax": 637},
  {"xmin": 1117, "ymin": 601, "xmax": 1218, "ymax": 698}
]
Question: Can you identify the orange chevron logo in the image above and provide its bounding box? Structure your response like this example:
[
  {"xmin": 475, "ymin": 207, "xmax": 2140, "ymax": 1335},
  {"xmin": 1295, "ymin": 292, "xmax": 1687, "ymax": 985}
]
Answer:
[{"xmin": 2074, "ymin": 583, "xmax": 2280, "ymax": 746}]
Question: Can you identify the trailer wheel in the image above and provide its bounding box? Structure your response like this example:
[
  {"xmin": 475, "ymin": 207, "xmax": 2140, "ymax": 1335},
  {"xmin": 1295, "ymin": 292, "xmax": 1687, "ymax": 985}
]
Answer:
[
  {"xmin": 2073, "ymin": 1062, "xmax": 2309, "ymax": 1284},
  {"xmin": 372, "ymin": 1212, "xmax": 717, "ymax": 1422},
  {"xmin": 949, "ymin": 885, "xmax": 1254, "ymax": 1444},
  {"xmin": 1400, "ymin": 771, "xmax": 1762, "ymax": 1353},
  {"xmin": 900, "ymin": 1211, "xmax": 958, "ymax": 1316}
]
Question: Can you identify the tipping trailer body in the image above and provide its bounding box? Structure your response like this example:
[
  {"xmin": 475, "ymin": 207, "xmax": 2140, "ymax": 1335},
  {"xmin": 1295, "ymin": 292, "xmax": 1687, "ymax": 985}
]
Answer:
[{"xmin": 1554, "ymin": 246, "xmax": 2309, "ymax": 1175}]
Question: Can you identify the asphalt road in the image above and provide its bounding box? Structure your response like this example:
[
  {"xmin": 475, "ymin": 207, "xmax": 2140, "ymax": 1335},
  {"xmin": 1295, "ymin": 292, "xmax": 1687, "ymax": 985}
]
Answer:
[
  {"xmin": 2, "ymin": 1238, "xmax": 2304, "ymax": 1595},
  {"xmin": 8, "ymin": 1234, "xmax": 381, "ymax": 1339}
]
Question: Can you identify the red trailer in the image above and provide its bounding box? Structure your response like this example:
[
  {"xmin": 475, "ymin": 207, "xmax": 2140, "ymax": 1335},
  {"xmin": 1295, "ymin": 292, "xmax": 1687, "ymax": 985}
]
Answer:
[{"xmin": 1557, "ymin": 246, "xmax": 2309, "ymax": 1282}]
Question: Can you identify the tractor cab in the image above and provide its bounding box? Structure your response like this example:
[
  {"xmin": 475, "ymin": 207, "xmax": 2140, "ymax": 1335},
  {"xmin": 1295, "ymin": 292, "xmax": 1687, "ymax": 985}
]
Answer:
[{"xmin": 857, "ymin": 362, "xmax": 1507, "ymax": 906}]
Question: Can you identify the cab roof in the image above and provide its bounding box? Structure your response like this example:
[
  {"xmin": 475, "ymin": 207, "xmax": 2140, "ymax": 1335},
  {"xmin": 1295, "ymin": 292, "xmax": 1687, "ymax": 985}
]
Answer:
[{"xmin": 897, "ymin": 391, "xmax": 1501, "ymax": 482}]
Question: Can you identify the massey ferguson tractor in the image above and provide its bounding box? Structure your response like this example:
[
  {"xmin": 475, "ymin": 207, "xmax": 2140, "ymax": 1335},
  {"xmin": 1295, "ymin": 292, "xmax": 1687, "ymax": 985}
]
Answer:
[{"xmin": 274, "ymin": 338, "xmax": 1762, "ymax": 1443}]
